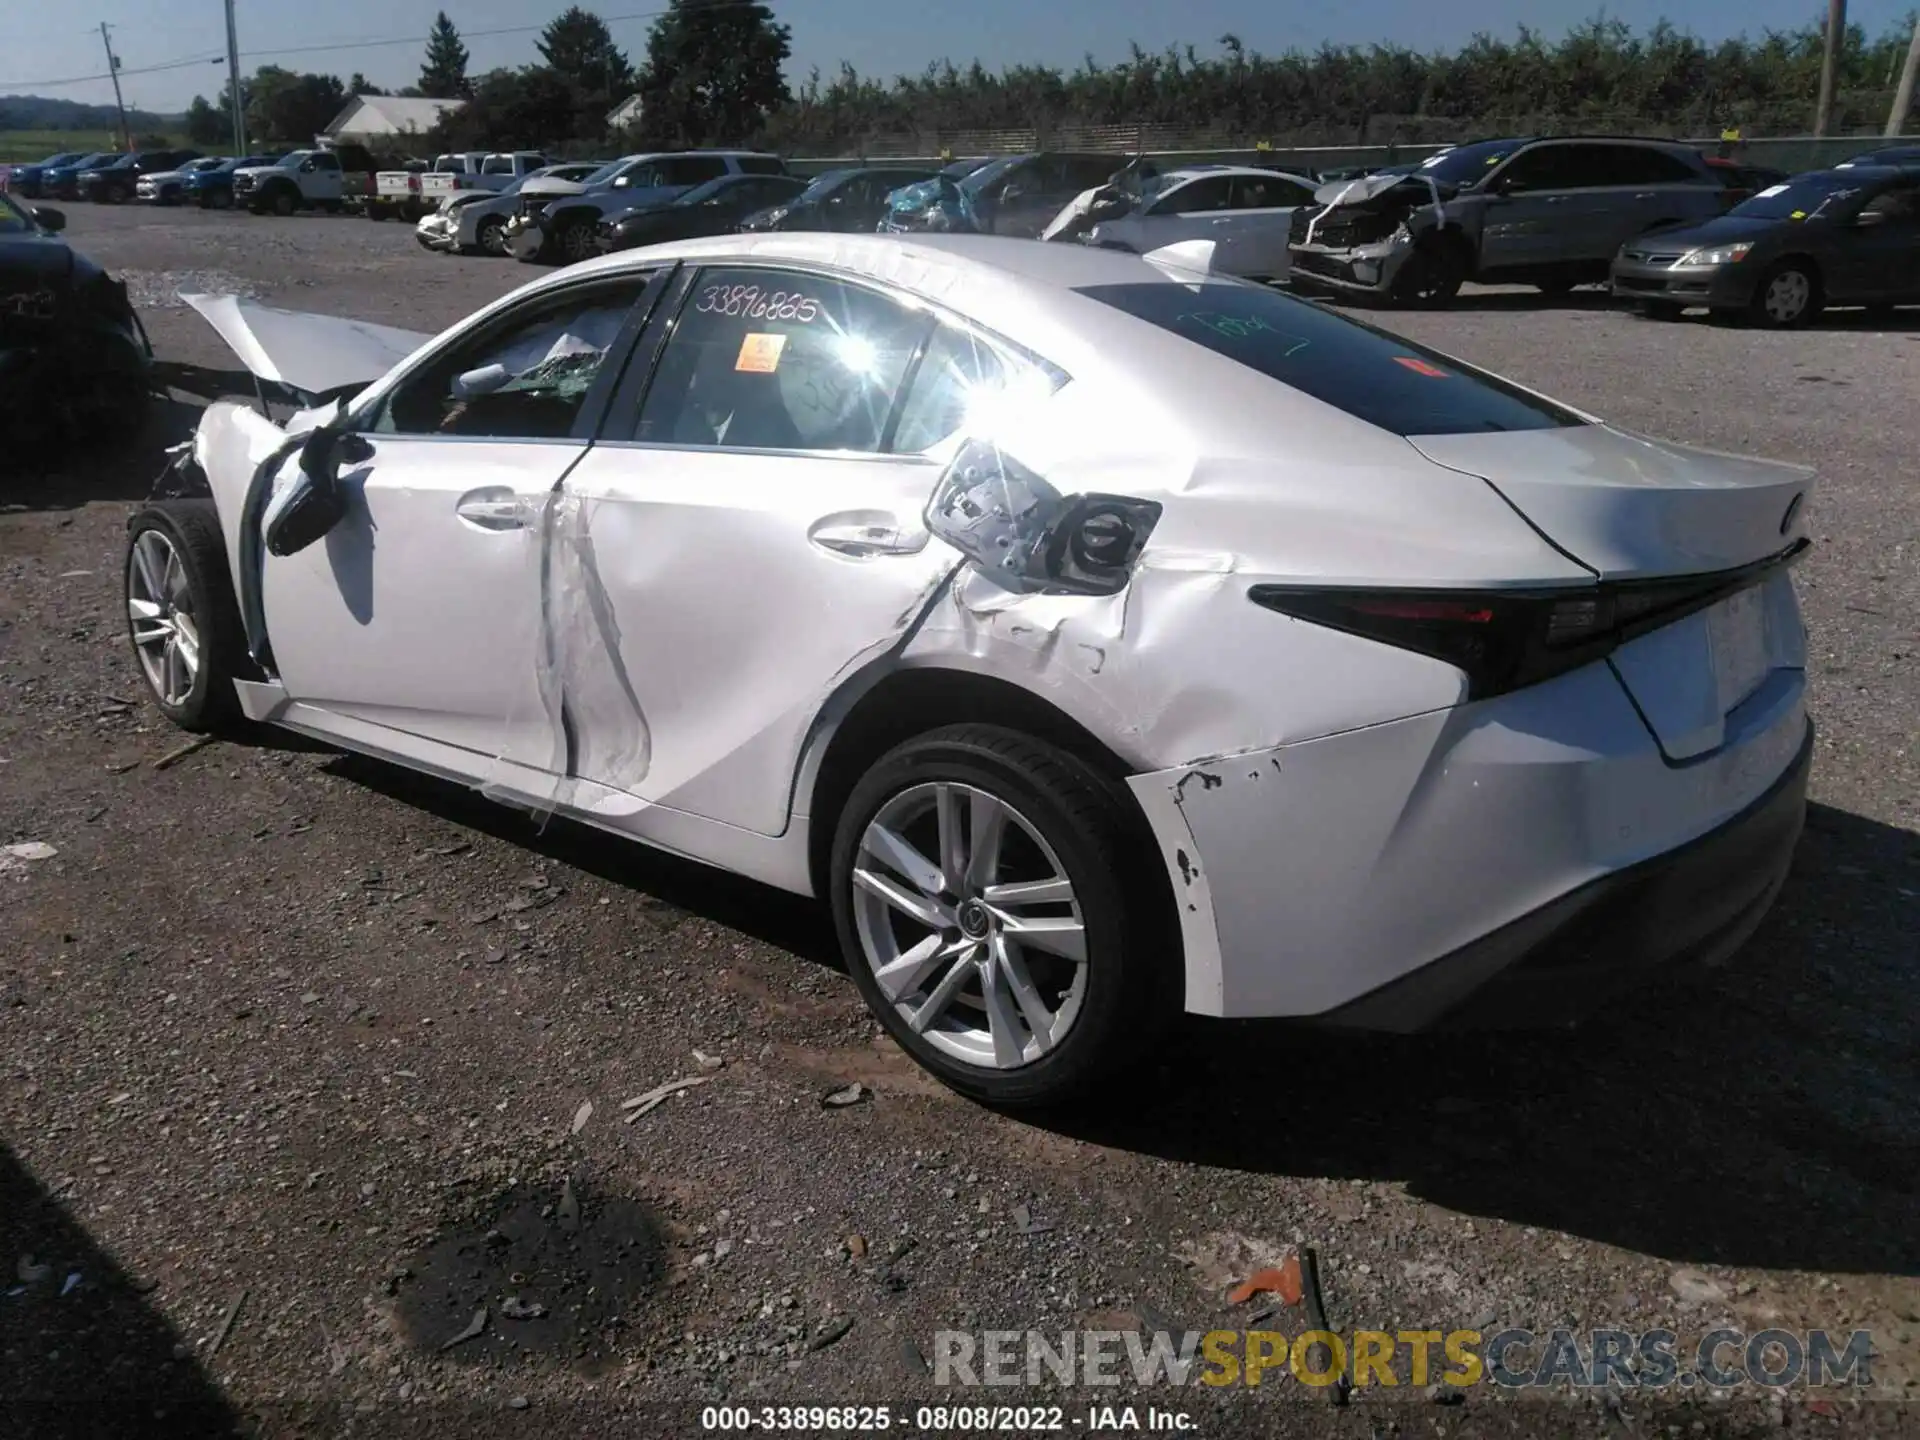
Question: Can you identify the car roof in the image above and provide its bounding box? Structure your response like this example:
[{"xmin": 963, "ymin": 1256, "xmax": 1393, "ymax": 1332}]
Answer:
[{"xmin": 524, "ymin": 232, "xmax": 1429, "ymax": 465}]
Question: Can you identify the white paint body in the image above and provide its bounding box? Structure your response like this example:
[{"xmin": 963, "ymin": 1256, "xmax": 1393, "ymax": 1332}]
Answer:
[
  {"xmin": 1083, "ymin": 167, "xmax": 1318, "ymax": 279},
  {"xmin": 181, "ymin": 233, "xmax": 1815, "ymax": 1022}
]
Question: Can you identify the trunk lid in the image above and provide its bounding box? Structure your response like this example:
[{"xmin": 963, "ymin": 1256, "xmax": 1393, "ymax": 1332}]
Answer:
[
  {"xmin": 1410, "ymin": 424, "xmax": 1813, "ymax": 761},
  {"xmin": 1406, "ymin": 424, "xmax": 1812, "ymax": 582}
]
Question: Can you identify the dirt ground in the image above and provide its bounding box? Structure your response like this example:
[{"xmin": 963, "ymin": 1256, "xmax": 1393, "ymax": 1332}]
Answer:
[{"xmin": 3, "ymin": 203, "xmax": 1918, "ymax": 1439}]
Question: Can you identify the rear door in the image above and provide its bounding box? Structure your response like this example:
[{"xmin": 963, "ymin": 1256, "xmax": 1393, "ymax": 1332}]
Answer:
[
  {"xmin": 1216, "ymin": 172, "xmax": 1316, "ymax": 276},
  {"xmin": 1132, "ymin": 174, "xmax": 1237, "ymax": 250},
  {"xmin": 556, "ymin": 264, "xmax": 1053, "ymax": 832}
]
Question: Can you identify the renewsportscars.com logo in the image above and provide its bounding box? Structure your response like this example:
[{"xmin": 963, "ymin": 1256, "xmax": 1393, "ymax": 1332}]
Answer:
[{"xmin": 932, "ymin": 1327, "xmax": 1878, "ymax": 1391}]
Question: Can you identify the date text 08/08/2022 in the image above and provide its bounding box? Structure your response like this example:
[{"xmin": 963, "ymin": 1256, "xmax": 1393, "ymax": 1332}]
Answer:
[{"xmin": 700, "ymin": 1404, "xmax": 1196, "ymax": 1432}]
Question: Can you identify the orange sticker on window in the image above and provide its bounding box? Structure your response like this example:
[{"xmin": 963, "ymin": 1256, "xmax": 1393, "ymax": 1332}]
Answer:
[
  {"xmin": 736, "ymin": 332, "xmax": 787, "ymax": 373},
  {"xmin": 1394, "ymin": 356, "xmax": 1448, "ymax": 377}
]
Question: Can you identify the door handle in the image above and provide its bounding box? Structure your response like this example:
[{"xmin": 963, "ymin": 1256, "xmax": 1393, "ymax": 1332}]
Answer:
[
  {"xmin": 1633, "ymin": 192, "xmax": 1657, "ymax": 200},
  {"xmin": 456, "ymin": 490, "xmax": 529, "ymax": 531},
  {"xmin": 808, "ymin": 515, "xmax": 928, "ymax": 558}
]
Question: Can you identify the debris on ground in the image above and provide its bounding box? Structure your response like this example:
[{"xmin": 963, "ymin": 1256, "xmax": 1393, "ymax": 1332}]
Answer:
[
  {"xmin": 208, "ymin": 1288, "xmax": 247, "ymax": 1356},
  {"xmin": 1669, "ymin": 1267, "xmax": 1728, "ymax": 1305},
  {"xmin": 569, "ymin": 1100, "xmax": 593, "ymax": 1136},
  {"xmin": 1012, "ymin": 1204, "xmax": 1055, "ymax": 1236},
  {"xmin": 692, "ymin": 1049, "xmax": 725, "ymax": 1071},
  {"xmin": 3, "ymin": 842, "xmax": 58, "ymax": 863},
  {"xmin": 151, "ymin": 735, "xmax": 215, "ymax": 771},
  {"xmin": 820, "ymin": 1082, "xmax": 868, "ymax": 1109},
  {"xmin": 845, "ymin": 1235, "xmax": 868, "ymax": 1260},
  {"xmin": 499, "ymin": 1296, "xmax": 546, "ymax": 1320},
  {"xmin": 508, "ymin": 1395, "xmax": 530, "ymax": 1410},
  {"xmin": 557, "ymin": 1177, "xmax": 580, "ymax": 1234},
  {"xmin": 809, "ymin": 1316, "xmax": 855, "ymax": 1351},
  {"xmin": 621, "ymin": 1075, "xmax": 710, "ymax": 1122},
  {"xmin": 1227, "ymin": 1255, "xmax": 1302, "ymax": 1306},
  {"xmin": 438, "ymin": 1306, "xmax": 488, "ymax": 1352},
  {"xmin": 16, "ymin": 1256, "xmax": 51, "ymax": 1284},
  {"xmin": 59, "ymin": 1272, "xmax": 81, "ymax": 1297}
]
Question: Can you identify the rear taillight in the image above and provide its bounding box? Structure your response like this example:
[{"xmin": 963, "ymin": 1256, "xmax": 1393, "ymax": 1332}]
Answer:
[
  {"xmin": 1249, "ymin": 540, "xmax": 1807, "ymax": 700},
  {"xmin": 408, "ymin": 175, "xmax": 421, "ymax": 193}
]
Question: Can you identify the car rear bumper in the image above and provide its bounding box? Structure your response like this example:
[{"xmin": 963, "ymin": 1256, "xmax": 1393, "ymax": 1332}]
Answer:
[
  {"xmin": 1127, "ymin": 654, "xmax": 1811, "ymax": 1024},
  {"xmin": 1318, "ymin": 719, "xmax": 1811, "ymax": 1030},
  {"xmin": 1611, "ymin": 258, "xmax": 1750, "ymax": 308}
]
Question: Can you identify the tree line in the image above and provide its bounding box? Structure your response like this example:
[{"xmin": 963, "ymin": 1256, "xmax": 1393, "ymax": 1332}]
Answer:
[{"xmin": 174, "ymin": 4, "xmax": 1920, "ymax": 155}]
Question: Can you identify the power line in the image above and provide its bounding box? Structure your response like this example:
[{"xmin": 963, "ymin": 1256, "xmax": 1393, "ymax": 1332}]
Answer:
[{"xmin": 1, "ymin": 1, "xmax": 779, "ymax": 92}]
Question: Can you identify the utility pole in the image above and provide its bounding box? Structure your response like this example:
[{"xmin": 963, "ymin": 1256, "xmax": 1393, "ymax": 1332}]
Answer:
[
  {"xmin": 224, "ymin": 0, "xmax": 247, "ymax": 156},
  {"xmin": 1814, "ymin": 0, "xmax": 1847, "ymax": 137},
  {"xmin": 98, "ymin": 22, "xmax": 132, "ymax": 152},
  {"xmin": 1889, "ymin": 14, "xmax": 1920, "ymax": 138}
]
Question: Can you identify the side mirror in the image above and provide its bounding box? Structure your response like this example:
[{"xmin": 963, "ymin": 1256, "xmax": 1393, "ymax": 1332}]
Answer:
[
  {"xmin": 265, "ymin": 424, "xmax": 370, "ymax": 557},
  {"xmin": 925, "ymin": 439, "xmax": 1161, "ymax": 596},
  {"xmin": 32, "ymin": 206, "xmax": 66, "ymax": 232}
]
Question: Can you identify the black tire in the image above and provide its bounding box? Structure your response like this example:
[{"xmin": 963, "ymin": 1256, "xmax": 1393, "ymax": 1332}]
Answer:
[
  {"xmin": 476, "ymin": 215, "xmax": 507, "ymax": 256},
  {"xmin": 271, "ymin": 187, "xmax": 298, "ymax": 218},
  {"xmin": 829, "ymin": 724, "xmax": 1177, "ymax": 1109},
  {"xmin": 209, "ymin": 189, "xmax": 232, "ymax": 211},
  {"xmin": 1390, "ymin": 236, "xmax": 1466, "ymax": 308},
  {"xmin": 1534, "ymin": 274, "xmax": 1578, "ymax": 297},
  {"xmin": 123, "ymin": 501, "xmax": 248, "ymax": 734},
  {"xmin": 1748, "ymin": 259, "xmax": 1821, "ymax": 328},
  {"xmin": 1639, "ymin": 299, "xmax": 1686, "ymax": 321},
  {"xmin": 1864, "ymin": 303, "xmax": 1898, "ymax": 323}
]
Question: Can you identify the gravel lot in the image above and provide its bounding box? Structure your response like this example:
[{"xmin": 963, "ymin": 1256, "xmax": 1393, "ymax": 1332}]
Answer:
[{"xmin": 4, "ymin": 203, "xmax": 1918, "ymax": 1439}]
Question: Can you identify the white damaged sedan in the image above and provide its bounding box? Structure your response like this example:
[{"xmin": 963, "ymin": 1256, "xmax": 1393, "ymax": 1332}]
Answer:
[{"xmin": 127, "ymin": 234, "xmax": 1815, "ymax": 1106}]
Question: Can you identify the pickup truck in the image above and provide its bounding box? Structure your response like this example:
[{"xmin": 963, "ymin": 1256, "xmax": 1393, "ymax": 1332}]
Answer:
[
  {"xmin": 419, "ymin": 151, "xmax": 549, "ymax": 201},
  {"xmin": 235, "ymin": 144, "xmax": 378, "ymax": 216},
  {"xmin": 366, "ymin": 160, "xmax": 430, "ymax": 222}
]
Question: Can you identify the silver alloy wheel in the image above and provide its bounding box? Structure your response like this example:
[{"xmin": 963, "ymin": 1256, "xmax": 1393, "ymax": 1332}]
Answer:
[
  {"xmin": 478, "ymin": 216, "xmax": 507, "ymax": 255},
  {"xmin": 127, "ymin": 530, "xmax": 200, "ymax": 708},
  {"xmin": 1763, "ymin": 269, "xmax": 1811, "ymax": 323},
  {"xmin": 851, "ymin": 782, "xmax": 1087, "ymax": 1070}
]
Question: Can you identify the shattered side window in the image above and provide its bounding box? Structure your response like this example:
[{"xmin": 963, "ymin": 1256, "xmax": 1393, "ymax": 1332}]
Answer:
[
  {"xmin": 1075, "ymin": 280, "xmax": 1584, "ymax": 437},
  {"xmin": 367, "ymin": 281, "xmax": 652, "ymax": 440},
  {"xmin": 629, "ymin": 267, "xmax": 931, "ymax": 453}
]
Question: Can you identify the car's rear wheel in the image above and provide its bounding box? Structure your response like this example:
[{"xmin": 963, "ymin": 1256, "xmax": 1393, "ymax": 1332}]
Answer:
[
  {"xmin": 1749, "ymin": 260, "xmax": 1821, "ymax": 328},
  {"xmin": 476, "ymin": 215, "xmax": 507, "ymax": 255},
  {"xmin": 830, "ymin": 724, "xmax": 1174, "ymax": 1109},
  {"xmin": 208, "ymin": 189, "xmax": 232, "ymax": 210},
  {"xmin": 271, "ymin": 187, "xmax": 297, "ymax": 218},
  {"xmin": 124, "ymin": 502, "xmax": 246, "ymax": 733}
]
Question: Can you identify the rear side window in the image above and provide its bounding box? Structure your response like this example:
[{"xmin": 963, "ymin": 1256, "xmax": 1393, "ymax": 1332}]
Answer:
[
  {"xmin": 1074, "ymin": 281, "xmax": 1583, "ymax": 437},
  {"xmin": 1151, "ymin": 176, "xmax": 1234, "ymax": 215},
  {"xmin": 736, "ymin": 155, "xmax": 786, "ymax": 176},
  {"xmin": 1586, "ymin": 145, "xmax": 1702, "ymax": 186},
  {"xmin": 1232, "ymin": 174, "xmax": 1314, "ymax": 209},
  {"xmin": 663, "ymin": 155, "xmax": 730, "ymax": 185}
]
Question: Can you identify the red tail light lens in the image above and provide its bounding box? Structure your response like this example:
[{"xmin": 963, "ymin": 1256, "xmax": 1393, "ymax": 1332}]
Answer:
[{"xmin": 1248, "ymin": 540, "xmax": 1807, "ymax": 700}]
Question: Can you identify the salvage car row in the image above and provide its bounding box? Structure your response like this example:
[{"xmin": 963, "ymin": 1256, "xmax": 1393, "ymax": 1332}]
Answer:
[{"xmin": 405, "ymin": 135, "xmax": 1920, "ymax": 328}]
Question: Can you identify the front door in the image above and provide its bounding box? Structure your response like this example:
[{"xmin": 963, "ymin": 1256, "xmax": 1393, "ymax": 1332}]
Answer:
[
  {"xmin": 263, "ymin": 274, "xmax": 661, "ymax": 773},
  {"xmin": 1478, "ymin": 142, "xmax": 1592, "ymax": 271},
  {"xmin": 557, "ymin": 264, "xmax": 1052, "ymax": 835}
]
